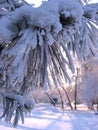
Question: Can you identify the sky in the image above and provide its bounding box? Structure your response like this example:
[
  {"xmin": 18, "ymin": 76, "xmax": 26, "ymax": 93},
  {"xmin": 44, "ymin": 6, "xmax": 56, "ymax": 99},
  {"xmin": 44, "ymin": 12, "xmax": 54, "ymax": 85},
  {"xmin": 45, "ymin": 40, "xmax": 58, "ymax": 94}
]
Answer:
[
  {"xmin": 25, "ymin": 0, "xmax": 98, "ymax": 7},
  {"xmin": 25, "ymin": 0, "xmax": 47, "ymax": 7}
]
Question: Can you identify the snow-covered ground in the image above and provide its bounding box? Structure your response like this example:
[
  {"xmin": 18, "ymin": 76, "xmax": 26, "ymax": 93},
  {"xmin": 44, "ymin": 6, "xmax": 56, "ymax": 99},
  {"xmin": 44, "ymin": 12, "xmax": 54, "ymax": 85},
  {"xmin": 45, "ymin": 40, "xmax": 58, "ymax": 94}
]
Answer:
[{"xmin": 0, "ymin": 103, "xmax": 98, "ymax": 130}]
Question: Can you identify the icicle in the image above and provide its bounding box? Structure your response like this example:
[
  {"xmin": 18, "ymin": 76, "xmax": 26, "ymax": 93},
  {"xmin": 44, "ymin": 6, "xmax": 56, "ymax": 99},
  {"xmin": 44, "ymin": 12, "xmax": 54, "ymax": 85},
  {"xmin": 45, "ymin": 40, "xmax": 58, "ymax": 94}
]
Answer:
[
  {"xmin": 61, "ymin": 41, "xmax": 75, "ymax": 73},
  {"xmin": 3, "ymin": 69, "xmax": 6, "ymax": 81},
  {"xmin": 37, "ymin": 31, "xmax": 43, "ymax": 46},
  {"xmin": 35, "ymin": 52, "xmax": 40, "ymax": 70},
  {"xmin": 63, "ymin": 30, "xmax": 71, "ymax": 43},
  {"xmin": 88, "ymin": 39, "xmax": 96, "ymax": 56},
  {"xmin": 61, "ymin": 62, "xmax": 71, "ymax": 83},
  {"xmin": 43, "ymin": 80, "xmax": 48, "ymax": 91},
  {"xmin": 40, "ymin": 29, "xmax": 46, "ymax": 36},
  {"xmin": 49, "ymin": 64, "xmax": 59, "ymax": 89},
  {"xmin": 46, "ymin": 73, "xmax": 52, "ymax": 90},
  {"xmin": 46, "ymin": 33, "xmax": 54, "ymax": 46},
  {"xmin": 44, "ymin": 42, "xmax": 49, "ymax": 64},
  {"xmin": 40, "ymin": 45, "xmax": 44, "ymax": 65},
  {"xmin": 49, "ymin": 47, "xmax": 59, "ymax": 75},
  {"xmin": 31, "ymin": 31, "xmax": 37, "ymax": 49}
]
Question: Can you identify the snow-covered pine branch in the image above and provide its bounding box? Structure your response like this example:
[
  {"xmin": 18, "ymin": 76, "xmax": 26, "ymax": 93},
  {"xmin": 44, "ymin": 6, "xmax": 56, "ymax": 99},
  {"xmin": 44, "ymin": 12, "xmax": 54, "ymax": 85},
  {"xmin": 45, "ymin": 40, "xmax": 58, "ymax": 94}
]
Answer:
[
  {"xmin": 0, "ymin": 0, "xmax": 28, "ymax": 18},
  {"xmin": 0, "ymin": 0, "xmax": 98, "ymax": 92},
  {"xmin": 83, "ymin": 3, "xmax": 98, "ymax": 22}
]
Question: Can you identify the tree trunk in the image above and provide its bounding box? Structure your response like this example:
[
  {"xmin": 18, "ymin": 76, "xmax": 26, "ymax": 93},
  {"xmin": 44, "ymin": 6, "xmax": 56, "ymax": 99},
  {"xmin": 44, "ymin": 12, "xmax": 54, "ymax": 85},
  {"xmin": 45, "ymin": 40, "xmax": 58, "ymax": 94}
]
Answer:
[
  {"xmin": 58, "ymin": 88, "xmax": 64, "ymax": 109},
  {"xmin": 74, "ymin": 68, "xmax": 80, "ymax": 110},
  {"xmin": 45, "ymin": 92, "xmax": 56, "ymax": 106},
  {"xmin": 61, "ymin": 86, "xmax": 73, "ymax": 110}
]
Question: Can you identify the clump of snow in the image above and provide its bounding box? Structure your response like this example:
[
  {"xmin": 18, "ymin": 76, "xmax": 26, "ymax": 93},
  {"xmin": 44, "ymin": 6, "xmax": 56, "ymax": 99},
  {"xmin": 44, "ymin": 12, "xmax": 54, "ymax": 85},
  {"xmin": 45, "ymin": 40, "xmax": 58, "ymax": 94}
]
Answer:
[
  {"xmin": 30, "ymin": 0, "xmax": 83, "ymax": 33},
  {"xmin": 0, "ymin": 17, "xmax": 16, "ymax": 44},
  {"xmin": 0, "ymin": 0, "xmax": 83, "ymax": 45}
]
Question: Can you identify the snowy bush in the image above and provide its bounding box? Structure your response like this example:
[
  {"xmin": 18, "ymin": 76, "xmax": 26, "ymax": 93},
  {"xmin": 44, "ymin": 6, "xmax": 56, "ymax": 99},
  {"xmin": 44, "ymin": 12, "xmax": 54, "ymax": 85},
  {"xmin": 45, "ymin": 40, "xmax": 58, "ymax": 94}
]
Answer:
[{"xmin": 24, "ymin": 98, "xmax": 35, "ymax": 116}]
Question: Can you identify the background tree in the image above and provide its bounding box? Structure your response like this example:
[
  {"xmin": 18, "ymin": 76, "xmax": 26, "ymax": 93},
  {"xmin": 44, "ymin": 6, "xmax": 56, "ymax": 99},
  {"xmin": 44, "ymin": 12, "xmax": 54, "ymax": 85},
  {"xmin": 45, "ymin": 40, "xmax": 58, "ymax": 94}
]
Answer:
[{"xmin": 80, "ymin": 57, "xmax": 98, "ymax": 110}]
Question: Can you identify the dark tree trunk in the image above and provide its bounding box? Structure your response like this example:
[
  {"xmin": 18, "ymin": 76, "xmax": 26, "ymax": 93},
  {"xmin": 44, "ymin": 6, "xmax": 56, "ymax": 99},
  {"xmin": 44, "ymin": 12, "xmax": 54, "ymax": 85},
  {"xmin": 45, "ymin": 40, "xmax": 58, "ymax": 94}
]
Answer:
[
  {"xmin": 74, "ymin": 68, "xmax": 80, "ymax": 110},
  {"xmin": 45, "ymin": 92, "xmax": 56, "ymax": 106},
  {"xmin": 61, "ymin": 86, "xmax": 73, "ymax": 110},
  {"xmin": 58, "ymin": 88, "xmax": 64, "ymax": 109}
]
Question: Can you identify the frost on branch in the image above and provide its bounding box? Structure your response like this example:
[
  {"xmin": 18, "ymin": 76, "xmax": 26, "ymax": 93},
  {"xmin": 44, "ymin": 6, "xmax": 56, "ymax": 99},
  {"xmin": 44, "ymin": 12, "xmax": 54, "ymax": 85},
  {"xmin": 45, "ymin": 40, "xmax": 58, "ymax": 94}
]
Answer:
[
  {"xmin": 0, "ymin": 0, "xmax": 98, "ymax": 92},
  {"xmin": 0, "ymin": 0, "xmax": 28, "ymax": 18},
  {"xmin": 83, "ymin": 3, "xmax": 98, "ymax": 21}
]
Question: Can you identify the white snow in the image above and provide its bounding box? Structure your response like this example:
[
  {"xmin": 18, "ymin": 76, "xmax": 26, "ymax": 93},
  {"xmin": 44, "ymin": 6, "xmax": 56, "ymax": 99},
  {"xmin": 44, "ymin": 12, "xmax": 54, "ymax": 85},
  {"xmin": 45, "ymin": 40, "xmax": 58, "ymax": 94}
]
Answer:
[
  {"xmin": 0, "ymin": 103, "xmax": 98, "ymax": 130},
  {"xmin": 0, "ymin": 0, "xmax": 83, "ymax": 45},
  {"xmin": 89, "ymin": 0, "xmax": 98, "ymax": 4}
]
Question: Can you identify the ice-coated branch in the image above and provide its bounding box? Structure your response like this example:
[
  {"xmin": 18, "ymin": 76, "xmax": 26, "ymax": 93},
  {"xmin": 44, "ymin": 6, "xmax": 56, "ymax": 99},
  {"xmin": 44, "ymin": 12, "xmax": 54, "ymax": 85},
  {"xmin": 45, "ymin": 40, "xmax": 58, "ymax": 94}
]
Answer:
[{"xmin": 0, "ymin": 0, "xmax": 97, "ymax": 92}]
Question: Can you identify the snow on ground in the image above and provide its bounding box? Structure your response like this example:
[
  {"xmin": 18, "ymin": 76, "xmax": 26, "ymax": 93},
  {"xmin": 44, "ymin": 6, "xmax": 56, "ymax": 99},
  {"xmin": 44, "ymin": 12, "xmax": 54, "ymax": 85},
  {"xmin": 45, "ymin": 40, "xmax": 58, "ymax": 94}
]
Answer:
[{"xmin": 0, "ymin": 103, "xmax": 98, "ymax": 130}]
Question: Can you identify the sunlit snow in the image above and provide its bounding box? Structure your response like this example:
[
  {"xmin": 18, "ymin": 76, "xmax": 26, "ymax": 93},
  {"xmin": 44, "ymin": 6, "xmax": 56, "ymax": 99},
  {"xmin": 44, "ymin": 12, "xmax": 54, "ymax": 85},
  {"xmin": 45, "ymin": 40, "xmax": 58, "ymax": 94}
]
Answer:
[{"xmin": 0, "ymin": 103, "xmax": 98, "ymax": 130}]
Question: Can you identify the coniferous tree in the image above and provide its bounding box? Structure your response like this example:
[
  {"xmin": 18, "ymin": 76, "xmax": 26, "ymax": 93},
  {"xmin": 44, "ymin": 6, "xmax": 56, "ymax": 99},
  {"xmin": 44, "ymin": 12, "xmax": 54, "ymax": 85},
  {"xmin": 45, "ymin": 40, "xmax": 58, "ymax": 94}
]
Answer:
[
  {"xmin": 0, "ymin": 0, "xmax": 97, "ymax": 92},
  {"xmin": 0, "ymin": 0, "xmax": 98, "ymax": 126}
]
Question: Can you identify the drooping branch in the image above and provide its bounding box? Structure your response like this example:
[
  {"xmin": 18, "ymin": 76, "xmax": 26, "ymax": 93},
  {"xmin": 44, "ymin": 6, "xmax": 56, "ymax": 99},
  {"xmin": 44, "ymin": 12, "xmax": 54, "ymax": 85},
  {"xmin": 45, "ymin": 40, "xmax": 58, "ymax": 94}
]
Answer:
[{"xmin": 0, "ymin": 0, "xmax": 97, "ymax": 93}]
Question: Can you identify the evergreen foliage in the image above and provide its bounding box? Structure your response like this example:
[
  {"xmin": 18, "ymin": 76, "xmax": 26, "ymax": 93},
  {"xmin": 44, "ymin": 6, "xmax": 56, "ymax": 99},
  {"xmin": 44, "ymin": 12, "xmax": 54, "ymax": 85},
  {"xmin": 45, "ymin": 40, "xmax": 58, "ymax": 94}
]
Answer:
[
  {"xmin": 0, "ymin": 91, "xmax": 24, "ymax": 127},
  {"xmin": 0, "ymin": 0, "xmax": 98, "ymax": 126},
  {"xmin": 0, "ymin": 0, "xmax": 97, "ymax": 92}
]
